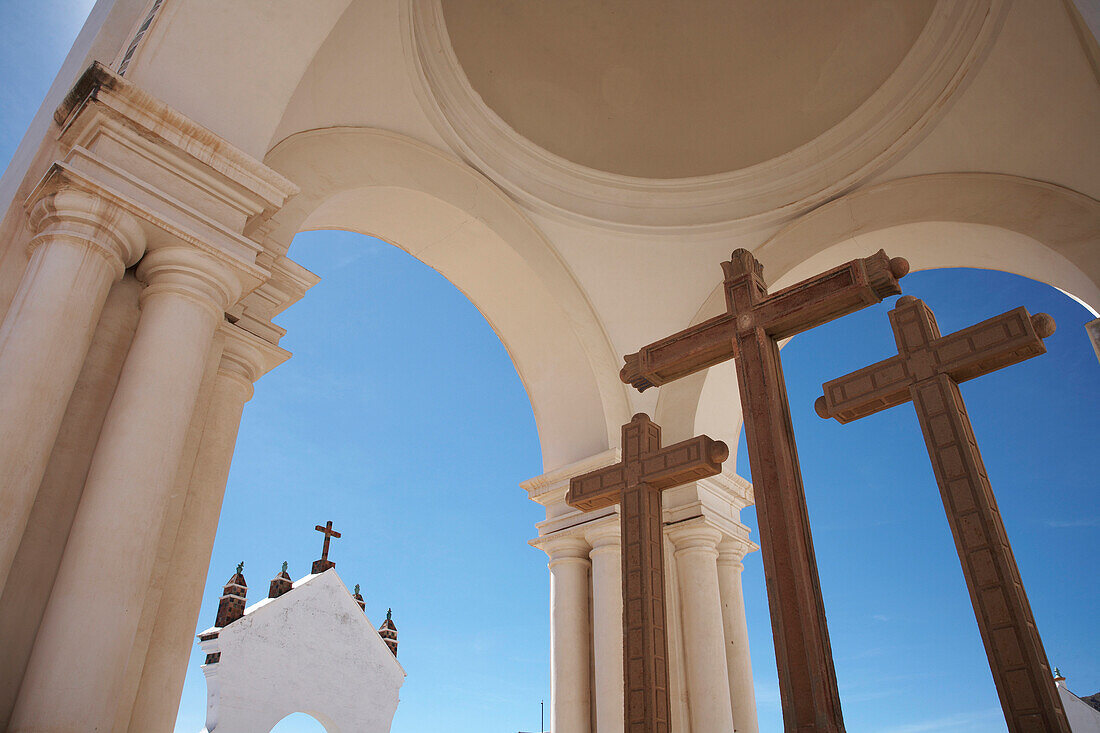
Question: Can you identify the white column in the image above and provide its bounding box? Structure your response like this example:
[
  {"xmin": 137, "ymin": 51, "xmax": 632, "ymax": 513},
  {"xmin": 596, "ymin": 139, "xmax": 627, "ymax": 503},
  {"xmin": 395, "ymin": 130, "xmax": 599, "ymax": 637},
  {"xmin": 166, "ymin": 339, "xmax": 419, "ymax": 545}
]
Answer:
[
  {"xmin": 669, "ymin": 523, "xmax": 735, "ymax": 732},
  {"xmin": 0, "ymin": 189, "xmax": 144, "ymax": 591},
  {"xmin": 127, "ymin": 324, "xmax": 283, "ymax": 732},
  {"xmin": 585, "ymin": 520, "xmax": 623, "ymax": 733},
  {"xmin": 10, "ymin": 246, "xmax": 243, "ymax": 732},
  {"xmin": 543, "ymin": 535, "xmax": 592, "ymax": 733},
  {"xmin": 718, "ymin": 539, "xmax": 758, "ymax": 733}
]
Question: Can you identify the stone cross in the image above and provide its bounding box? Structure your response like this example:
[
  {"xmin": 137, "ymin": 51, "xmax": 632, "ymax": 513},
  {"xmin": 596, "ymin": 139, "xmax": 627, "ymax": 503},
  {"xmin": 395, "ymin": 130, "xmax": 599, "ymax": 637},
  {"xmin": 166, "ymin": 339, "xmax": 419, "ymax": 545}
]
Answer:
[
  {"xmin": 815, "ymin": 295, "xmax": 1070, "ymax": 733},
  {"xmin": 621, "ymin": 248, "xmax": 908, "ymax": 731},
  {"xmin": 312, "ymin": 520, "xmax": 341, "ymax": 573},
  {"xmin": 567, "ymin": 413, "xmax": 728, "ymax": 733}
]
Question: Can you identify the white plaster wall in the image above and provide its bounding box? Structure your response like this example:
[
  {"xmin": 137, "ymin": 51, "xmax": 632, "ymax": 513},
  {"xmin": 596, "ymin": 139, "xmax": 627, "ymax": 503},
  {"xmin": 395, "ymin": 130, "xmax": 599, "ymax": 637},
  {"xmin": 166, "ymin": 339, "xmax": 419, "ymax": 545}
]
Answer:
[
  {"xmin": 1059, "ymin": 682, "xmax": 1100, "ymax": 733},
  {"xmin": 201, "ymin": 570, "xmax": 404, "ymax": 733}
]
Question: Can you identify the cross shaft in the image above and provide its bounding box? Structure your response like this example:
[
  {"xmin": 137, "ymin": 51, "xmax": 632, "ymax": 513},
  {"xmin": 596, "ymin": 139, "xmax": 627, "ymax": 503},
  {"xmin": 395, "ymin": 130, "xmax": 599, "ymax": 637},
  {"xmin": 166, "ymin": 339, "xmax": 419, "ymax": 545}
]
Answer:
[
  {"xmin": 816, "ymin": 296, "xmax": 1068, "ymax": 733},
  {"xmin": 621, "ymin": 248, "xmax": 907, "ymax": 731},
  {"xmin": 312, "ymin": 520, "xmax": 341, "ymax": 574},
  {"xmin": 567, "ymin": 414, "xmax": 727, "ymax": 733}
]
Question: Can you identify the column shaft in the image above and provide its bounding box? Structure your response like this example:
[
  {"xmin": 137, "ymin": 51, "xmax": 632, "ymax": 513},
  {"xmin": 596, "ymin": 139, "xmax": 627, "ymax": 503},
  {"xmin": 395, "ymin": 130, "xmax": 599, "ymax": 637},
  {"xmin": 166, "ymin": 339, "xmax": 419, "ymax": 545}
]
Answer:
[
  {"xmin": 546, "ymin": 536, "xmax": 592, "ymax": 733},
  {"xmin": 587, "ymin": 522, "xmax": 624, "ymax": 732},
  {"xmin": 128, "ymin": 329, "xmax": 260, "ymax": 731},
  {"xmin": 0, "ymin": 276, "xmax": 141, "ymax": 730},
  {"xmin": 670, "ymin": 525, "xmax": 735, "ymax": 732},
  {"xmin": 10, "ymin": 248, "xmax": 238, "ymax": 731},
  {"xmin": 0, "ymin": 190, "xmax": 143, "ymax": 590},
  {"xmin": 718, "ymin": 542, "xmax": 758, "ymax": 733}
]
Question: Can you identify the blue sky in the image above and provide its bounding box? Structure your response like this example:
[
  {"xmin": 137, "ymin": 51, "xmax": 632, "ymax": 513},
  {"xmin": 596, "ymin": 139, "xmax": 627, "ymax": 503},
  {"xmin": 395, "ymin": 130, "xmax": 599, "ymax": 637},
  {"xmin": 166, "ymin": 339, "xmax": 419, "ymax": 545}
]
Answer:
[{"xmin": 1, "ymin": 5, "xmax": 1096, "ymax": 733}]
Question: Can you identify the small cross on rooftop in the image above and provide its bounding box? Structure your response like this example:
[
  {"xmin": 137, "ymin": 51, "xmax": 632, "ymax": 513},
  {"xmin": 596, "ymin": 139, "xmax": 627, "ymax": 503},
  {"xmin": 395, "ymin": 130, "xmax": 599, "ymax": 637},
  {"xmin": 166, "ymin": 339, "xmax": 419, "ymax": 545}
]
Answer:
[{"xmin": 311, "ymin": 520, "xmax": 341, "ymax": 574}]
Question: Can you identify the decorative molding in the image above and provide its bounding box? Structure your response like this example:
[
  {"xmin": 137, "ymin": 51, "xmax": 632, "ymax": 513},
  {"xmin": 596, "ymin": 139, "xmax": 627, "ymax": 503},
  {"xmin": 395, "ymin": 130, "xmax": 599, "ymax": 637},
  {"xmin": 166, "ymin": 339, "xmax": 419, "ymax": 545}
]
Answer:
[
  {"xmin": 26, "ymin": 162, "xmax": 268, "ymax": 299},
  {"xmin": 219, "ymin": 321, "xmax": 291, "ymax": 386},
  {"xmin": 405, "ymin": 0, "xmax": 1008, "ymax": 233},
  {"xmin": 521, "ymin": 448, "xmax": 621, "ymax": 507},
  {"xmin": 56, "ymin": 64, "xmax": 298, "ymax": 219}
]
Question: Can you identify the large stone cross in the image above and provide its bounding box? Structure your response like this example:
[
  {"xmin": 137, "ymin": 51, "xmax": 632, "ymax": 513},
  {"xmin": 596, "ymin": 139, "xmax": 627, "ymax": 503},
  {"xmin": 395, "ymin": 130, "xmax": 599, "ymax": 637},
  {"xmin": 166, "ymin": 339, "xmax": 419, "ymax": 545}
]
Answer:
[
  {"xmin": 621, "ymin": 248, "xmax": 908, "ymax": 731},
  {"xmin": 312, "ymin": 520, "xmax": 341, "ymax": 573},
  {"xmin": 567, "ymin": 413, "xmax": 728, "ymax": 733},
  {"xmin": 815, "ymin": 295, "xmax": 1070, "ymax": 733}
]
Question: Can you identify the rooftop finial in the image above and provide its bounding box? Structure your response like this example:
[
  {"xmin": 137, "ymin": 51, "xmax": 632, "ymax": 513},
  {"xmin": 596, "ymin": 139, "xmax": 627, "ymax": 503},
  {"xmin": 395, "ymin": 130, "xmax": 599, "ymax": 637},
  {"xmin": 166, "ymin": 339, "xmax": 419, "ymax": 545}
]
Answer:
[
  {"xmin": 354, "ymin": 584, "xmax": 360, "ymax": 595},
  {"xmin": 281, "ymin": 560, "xmax": 288, "ymax": 573},
  {"xmin": 236, "ymin": 561, "xmax": 244, "ymax": 575},
  {"xmin": 1054, "ymin": 667, "xmax": 1062, "ymax": 678},
  {"xmin": 386, "ymin": 607, "xmax": 392, "ymax": 621}
]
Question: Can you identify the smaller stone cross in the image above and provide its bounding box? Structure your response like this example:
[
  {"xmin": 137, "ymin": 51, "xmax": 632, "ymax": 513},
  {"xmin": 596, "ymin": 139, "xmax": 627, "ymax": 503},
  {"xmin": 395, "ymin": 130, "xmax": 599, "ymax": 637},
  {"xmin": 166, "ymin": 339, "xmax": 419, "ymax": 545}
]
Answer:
[
  {"xmin": 312, "ymin": 520, "xmax": 341, "ymax": 573},
  {"xmin": 815, "ymin": 295, "xmax": 1069, "ymax": 733},
  {"xmin": 568, "ymin": 413, "xmax": 728, "ymax": 733}
]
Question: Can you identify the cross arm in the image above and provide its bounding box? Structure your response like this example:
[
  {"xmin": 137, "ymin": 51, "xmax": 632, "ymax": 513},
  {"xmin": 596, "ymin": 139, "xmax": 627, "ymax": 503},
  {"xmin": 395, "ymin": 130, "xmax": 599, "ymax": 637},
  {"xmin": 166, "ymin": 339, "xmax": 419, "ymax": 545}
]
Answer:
[
  {"xmin": 567, "ymin": 465, "xmax": 626, "ymax": 512},
  {"xmin": 620, "ymin": 313, "xmax": 736, "ymax": 391},
  {"xmin": 931, "ymin": 307, "xmax": 1055, "ymax": 384},
  {"xmin": 755, "ymin": 251, "xmax": 909, "ymax": 339},
  {"xmin": 642, "ymin": 434, "xmax": 729, "ymax": 490},
  {"xmin": 815, "ymin": 354, "xmax": 912, "ymax": 423}
]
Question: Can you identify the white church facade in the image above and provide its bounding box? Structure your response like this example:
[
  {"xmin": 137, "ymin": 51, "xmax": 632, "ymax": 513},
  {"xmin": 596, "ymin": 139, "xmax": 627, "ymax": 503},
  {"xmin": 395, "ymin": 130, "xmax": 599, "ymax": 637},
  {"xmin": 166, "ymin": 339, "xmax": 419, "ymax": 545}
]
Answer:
[
  {"xmin": 197, "ymin": 563, "xmax": 404, "ymax": 733},
  {"xmin": 0, "ymin": 1, "xmax": 1096, "ymax": 731}
]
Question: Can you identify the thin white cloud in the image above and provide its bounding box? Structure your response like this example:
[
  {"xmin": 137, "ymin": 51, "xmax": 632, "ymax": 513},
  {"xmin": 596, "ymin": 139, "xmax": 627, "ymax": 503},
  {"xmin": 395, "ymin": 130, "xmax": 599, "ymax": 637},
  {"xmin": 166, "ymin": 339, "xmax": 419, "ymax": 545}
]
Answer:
[
  {"xmin": 877, "ymin": 707, "xmax": 1002, "ymax": 733},
  {"xmin": 1045, "ymin": 518, "xmax": 1100, "ymax": 528}
]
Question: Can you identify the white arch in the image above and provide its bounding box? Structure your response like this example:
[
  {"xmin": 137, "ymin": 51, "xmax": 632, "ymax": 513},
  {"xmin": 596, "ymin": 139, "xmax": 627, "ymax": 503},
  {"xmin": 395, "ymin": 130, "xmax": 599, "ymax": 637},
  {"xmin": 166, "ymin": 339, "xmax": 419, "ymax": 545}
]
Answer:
[
  {"xmin": 270, "ymin": 711, "xmax": 335, "ymax": 732},
  {"xmin": 263, "ymin": 127, "xmax": 631, "ymax": 470},
  {"xmin": 655, "ymin": 173, "xmax": 1100, "ymax": 456}
]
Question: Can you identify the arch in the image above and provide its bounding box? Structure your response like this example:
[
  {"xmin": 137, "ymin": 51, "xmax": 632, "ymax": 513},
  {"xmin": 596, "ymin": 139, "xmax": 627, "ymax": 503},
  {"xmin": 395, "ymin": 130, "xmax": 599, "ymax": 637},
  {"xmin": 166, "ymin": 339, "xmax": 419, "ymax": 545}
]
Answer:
[
  {"xmin": 655, "ymin": 173, "xmax": 1100, "ymax": 458},
  {"xmin": 270, "ymin": 711, "xmax": 334, "ymax": 732},
  {"xmin": 263, "ymin": 127, "xmax": 631, "ymax": 470}
]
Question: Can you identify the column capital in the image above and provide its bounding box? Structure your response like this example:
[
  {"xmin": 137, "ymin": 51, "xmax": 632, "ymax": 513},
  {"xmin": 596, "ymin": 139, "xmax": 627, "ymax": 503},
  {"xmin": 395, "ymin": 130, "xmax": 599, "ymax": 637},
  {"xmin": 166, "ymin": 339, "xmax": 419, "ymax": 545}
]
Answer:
[
  {"xmin": 584, "ymin": 518, "xmax": 621, "ymax": 555},
  {"xmin": 137, "ymin": 247, "xmax": 244, "ymax": 319},
  {"xmin": 536, "ymin": 534, "xmax": 591, "ymax": 565},
  {"xmin": 27, "ymin": 188, "xmax": 146, "ymax": 278},
  {"xmin": 717, "ymin": 537, "xmax": 757, "ymax": 572},
  {"xmin": 218, "ymin": 323, "xmax": 290, "ymax": 394},
  {"xmin": 667, "ymin": 521, "xmax": 723, "ymax": 555}
]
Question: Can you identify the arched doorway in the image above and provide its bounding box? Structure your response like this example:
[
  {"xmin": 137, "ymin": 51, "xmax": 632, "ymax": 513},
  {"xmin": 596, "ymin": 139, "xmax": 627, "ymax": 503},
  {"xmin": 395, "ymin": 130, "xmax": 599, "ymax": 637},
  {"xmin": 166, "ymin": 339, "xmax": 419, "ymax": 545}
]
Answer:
[{"xmin": 270, "ymin": 712, "xmax": 330, "ymax": 732}]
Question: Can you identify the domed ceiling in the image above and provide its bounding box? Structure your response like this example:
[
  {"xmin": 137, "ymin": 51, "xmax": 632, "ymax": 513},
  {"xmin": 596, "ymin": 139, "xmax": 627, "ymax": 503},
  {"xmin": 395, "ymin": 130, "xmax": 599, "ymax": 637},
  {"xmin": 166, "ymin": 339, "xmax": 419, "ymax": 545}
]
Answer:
[{"xmin": 441, "ymin": 0, "xmax": 937, "ymax": 179}]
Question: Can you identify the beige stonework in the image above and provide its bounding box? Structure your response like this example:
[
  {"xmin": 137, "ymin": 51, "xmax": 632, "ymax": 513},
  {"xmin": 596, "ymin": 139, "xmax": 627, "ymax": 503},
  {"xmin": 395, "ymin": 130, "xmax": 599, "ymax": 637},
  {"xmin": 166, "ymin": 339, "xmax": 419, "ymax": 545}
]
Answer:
[{"xmin": 0, "ymin": 3, "xmax": 1096, "ymax": 730}]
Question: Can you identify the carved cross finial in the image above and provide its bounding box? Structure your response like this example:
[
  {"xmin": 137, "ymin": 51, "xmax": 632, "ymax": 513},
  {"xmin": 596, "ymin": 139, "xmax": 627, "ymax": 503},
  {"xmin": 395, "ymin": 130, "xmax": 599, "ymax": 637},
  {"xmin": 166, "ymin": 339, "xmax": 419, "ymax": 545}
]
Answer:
[
  {"xmin": 235, "ymin": 561, "xmax": 244, "ymax": 576},
  {"xmin": 281, "ymin": 560, "xmax": 288, "ymax": 573},
  {"xmin": 722, "ymin": 248, "xmax": 764, "ymax": 280},
  {"xmin": 354, "ymin": 584, "xmax": 360, "ymax": 595},
  {"xmin": 314, "ymin": 520, "xmax": 341, "ymax": 562},
  {"xmin": 386, "ymin": 608, "xmax": 392, "ymax": 621}
]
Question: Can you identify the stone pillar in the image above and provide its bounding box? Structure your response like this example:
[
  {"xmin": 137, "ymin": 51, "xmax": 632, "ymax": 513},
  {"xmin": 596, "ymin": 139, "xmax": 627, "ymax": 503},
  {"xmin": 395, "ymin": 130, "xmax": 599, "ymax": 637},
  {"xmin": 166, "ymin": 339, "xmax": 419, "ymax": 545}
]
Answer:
[
  {"xmin": 9, "ymin": 246, "xmax": 242, "ymax": 732},
  {"xmin": 668, "ymin": 523, "xmax": 736, "ymax": 732},
  {"xmin": 0, "ymin": 189, "xmax": 144, "ymax": 590},
  {"xmin": 585, "ymin": 520, "xmax": 623, "ymax": 733},
  {"xmin": 127, "ymin": 323, "xmax": 278, "ymax": 732},
  {"xmin": 543, "ymin": 535, "xmax": 592, "ymax": 733},
  {"xmin": 717, "ymin": 538, "xmax": 758, "ymax": 733}
]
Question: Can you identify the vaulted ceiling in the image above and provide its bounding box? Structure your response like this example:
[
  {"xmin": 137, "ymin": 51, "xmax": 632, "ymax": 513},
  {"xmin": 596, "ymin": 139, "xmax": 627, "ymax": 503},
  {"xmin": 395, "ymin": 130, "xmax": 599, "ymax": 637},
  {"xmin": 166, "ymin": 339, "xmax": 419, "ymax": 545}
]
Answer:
[{"xmin": 442, "ymin": 0, "xmax": 936, "ymax": 178}]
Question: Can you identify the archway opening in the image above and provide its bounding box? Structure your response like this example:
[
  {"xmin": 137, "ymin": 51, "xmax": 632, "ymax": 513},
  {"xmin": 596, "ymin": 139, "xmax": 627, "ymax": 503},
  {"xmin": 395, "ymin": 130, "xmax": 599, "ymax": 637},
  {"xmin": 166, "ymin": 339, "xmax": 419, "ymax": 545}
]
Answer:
[
  {"xmin": 271, "ymin": 712, "xmax": 330, "ymax": 732},
  {"xmin": 731, "ymin": 267, "xmax": 1098, "ymax": 730},
  {"xmin": 175, "ymin": 230, "xmax": 550, "ymax": 731}
]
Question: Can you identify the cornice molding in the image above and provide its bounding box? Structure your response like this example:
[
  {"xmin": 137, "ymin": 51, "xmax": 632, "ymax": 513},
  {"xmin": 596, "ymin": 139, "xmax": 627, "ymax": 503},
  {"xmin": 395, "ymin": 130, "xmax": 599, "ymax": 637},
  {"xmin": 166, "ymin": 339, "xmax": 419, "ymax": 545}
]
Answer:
[
  {"xmin": 405, "ymin": 0, "xmax": 1007, "ymax": 233},
  {"xmin": 56, "ymin": 63, "xmax": 298, "ymax": 218},
  {"xmin": 521, "ymin": 448, "xmax": 621, "ymax": 507}
]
